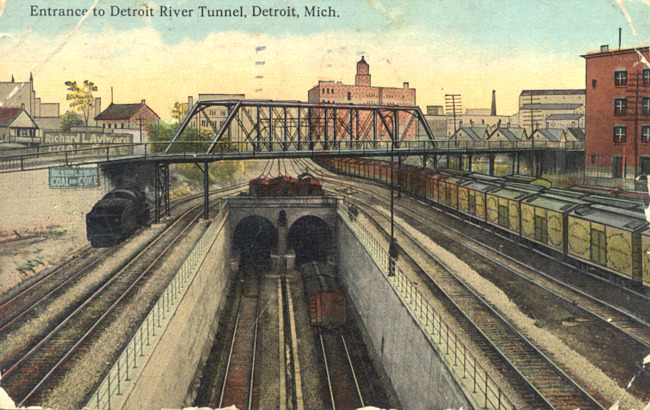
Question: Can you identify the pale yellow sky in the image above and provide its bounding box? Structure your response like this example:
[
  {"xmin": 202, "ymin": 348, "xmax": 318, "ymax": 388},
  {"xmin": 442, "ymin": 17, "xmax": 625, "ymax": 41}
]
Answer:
[{"xmin": 5, "ymin": 24, "xmax": 585, "ymax": 120}]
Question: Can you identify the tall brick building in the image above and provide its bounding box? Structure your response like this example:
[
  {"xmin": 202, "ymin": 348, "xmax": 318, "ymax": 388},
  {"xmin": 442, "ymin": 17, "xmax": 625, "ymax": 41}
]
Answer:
[
  {"xmin": 582, "ymin": 45, "xmax": 650, "ymax": 185},
  {"xmin": 308, "ymin": 57, "xmax": 417, "ymax": 140}
]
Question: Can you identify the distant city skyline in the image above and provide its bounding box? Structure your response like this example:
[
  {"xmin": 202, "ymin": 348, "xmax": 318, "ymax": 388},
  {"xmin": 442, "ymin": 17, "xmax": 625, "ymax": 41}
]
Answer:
[{"xmin": 2, "ymin": 0, "xmax": 650, "ymax": 120}]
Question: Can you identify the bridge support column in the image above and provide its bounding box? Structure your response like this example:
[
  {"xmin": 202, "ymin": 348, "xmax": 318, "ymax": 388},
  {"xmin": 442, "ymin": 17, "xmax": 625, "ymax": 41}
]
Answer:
[
  {"xmin": 154, "ymin": 163, "xmax": 170, "ymax": 223},
  {"xmin": 488, "ymin": 154, "xmax": 495, "ymax": 176},
  {"xmin": 203, "ymin": 160, "xmax": 210, "ymax": 219}
]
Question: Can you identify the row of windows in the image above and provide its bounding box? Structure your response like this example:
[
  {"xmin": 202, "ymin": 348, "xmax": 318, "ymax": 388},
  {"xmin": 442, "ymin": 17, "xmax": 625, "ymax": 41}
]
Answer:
[
  {"xmin": 614, "ymin": 68, "xmax": 650, "ymax": 86},
  {"xmin": 613, "ymin": 97, "xmax": 650, "ymax": 115},
  {"xmin": 613, "ymin": 125, "xmax": 650, "ymax": 143},
  {"xmin": 103, "ymin": 123, "xmax": 126, "ymax": 129}
]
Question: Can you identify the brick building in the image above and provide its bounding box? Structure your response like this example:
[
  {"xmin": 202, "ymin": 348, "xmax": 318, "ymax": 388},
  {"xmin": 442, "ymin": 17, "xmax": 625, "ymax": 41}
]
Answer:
[
  {"xmin": 582, "ymin": 45, "xmax": 650, "ymax": 185},
  {"xmin": 94, "ymin": 100, "xmax": 160, "ymax": 143},
  {"xmin": 308, "ymin": 57, "xmax": 417, "ymax": 141}
]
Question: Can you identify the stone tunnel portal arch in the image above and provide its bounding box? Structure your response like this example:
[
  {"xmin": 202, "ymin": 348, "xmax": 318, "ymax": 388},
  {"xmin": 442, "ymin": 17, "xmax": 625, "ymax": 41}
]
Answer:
[
  {"xmin": 233, "ymin": 215, "xmax": 278, "ymax": 270},
  {"xmin": 287, "ymin": 215, "xmax": 334, "ymax": 266}
]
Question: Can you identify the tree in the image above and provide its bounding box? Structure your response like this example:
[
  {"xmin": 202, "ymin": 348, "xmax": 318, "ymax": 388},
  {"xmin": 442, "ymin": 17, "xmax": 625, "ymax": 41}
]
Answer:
[
  {"xmin": 60, "ymin": 110, "xmax": 83, "ymax": 132},
  {"xmin": 65, "ymin": 80, "xmax": 97, "ymax": 126},
  {"xmin": 171, "ymin": 101, "xmax": 186, "ymax": 123}
]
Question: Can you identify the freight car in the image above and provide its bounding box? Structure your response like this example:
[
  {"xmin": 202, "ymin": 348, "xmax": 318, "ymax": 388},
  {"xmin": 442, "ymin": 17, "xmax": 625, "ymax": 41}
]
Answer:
[
  {"xmin": 315, "ymin": 157, "xmax": 650, "ymax": 292},
  {"xmin": 249, "ymin": 174, "xmax": 322, "ymax": 196},
  {"xmin": 299, "ymin": 261, "xmax": 346, "ymax": 327},
  {"xmin": 86, "ymin": 188, "xmax": 150, "ymax": 248}
]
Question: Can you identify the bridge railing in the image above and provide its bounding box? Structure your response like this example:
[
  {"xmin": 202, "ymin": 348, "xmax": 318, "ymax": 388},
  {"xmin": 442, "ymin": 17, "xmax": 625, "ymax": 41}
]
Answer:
[
  {"xmin": 338, "ymin": 205, "xmax": 514, "ymax": 410},
  {"xmin": 0, "ymin": 139, "xmax": 585, "ymax": 173},
  {"xmin": 85, "ymin": 206, "xmax": 228, "ymax": 410}
]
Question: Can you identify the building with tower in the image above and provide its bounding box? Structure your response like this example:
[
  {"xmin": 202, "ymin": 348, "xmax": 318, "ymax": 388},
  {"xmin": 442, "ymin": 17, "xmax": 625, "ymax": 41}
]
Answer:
[{"xmin": 308, "ymin": 56, "xmax": 417, "ymax": 140}]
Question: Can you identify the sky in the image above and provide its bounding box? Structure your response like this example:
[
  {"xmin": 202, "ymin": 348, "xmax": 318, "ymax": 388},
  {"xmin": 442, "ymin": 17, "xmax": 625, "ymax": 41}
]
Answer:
[{"xmin": 2, "ymin": 0, "xmax": 650, "ymax": 120}]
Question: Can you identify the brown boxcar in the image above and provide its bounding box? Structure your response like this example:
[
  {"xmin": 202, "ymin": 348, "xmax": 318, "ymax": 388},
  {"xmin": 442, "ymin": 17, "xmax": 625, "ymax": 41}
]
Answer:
[{"xmin": 300, "ymin": 261, "xmax": 346, "ymax": 327}]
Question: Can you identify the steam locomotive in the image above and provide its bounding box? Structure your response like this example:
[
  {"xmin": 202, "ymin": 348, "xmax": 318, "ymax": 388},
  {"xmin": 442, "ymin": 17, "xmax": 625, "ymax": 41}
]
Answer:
[{"xmin": 86, "ymin": 188, "xmax": 150, "ymax": 248}]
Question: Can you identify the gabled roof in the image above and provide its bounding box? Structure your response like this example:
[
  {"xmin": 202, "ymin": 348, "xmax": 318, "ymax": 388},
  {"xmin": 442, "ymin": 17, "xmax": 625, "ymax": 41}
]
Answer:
[
  {"xmin": 532, "ymin": 128, "xmax": 563, "ymax": 142},
  {"xmin": 492, "ymin": 127, "xmax": 526, "ymax": 141},
  {"xmin": 453, "ymin": 126, "xmax": 487, "ymax": 141},
  {"xmin": 95, "ymin": 102, "xmax": 160, "ymax": 121},
  {"xmin": 0, "ymin": 107, "xmax": 22, "ymax": 125},
  {"xmin": 566, "ymin": 127, "xmax": 585, "ymax": 141}
]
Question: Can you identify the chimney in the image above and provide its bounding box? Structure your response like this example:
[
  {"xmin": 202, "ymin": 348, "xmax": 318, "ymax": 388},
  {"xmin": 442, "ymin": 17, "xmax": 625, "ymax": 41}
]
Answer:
[
  {"xmin": 601, "ymin": 44, "xmax": 609, "ymax": 52},
  {"xmin": 491, "ymin": 90, "xmax": 497, "ymax": 116},
  {"xmin": 403, "ymin": 82, "xmax": 409, "ymax": 88},
  {"xmin": 94, "ymin": 97, "xmax": 102, "ymax": 118},
  {"xmin": 188, "ymin": 95, "xmax": 194, "ymax": 109},
  {"xmin": 141, "ymin": 99, "xmax": 146, "ymax": 105},
  {"xmin": 21, "ymin": 103, "xmax": 25, "ymax": 110}
]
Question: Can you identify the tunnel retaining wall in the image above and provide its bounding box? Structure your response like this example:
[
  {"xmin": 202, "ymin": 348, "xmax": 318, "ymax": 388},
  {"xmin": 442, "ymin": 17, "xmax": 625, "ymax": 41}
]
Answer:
[{"xmin": 337, "ymin": 215, "xmax": 471, "ymax": 409}]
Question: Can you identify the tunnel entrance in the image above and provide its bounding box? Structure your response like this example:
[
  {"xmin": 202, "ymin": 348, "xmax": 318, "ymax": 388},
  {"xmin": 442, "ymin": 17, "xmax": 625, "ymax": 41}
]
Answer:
[
  {"xmin": 233, "ymin": 215, "xmax": 278, "ymax": 270},
  {"xmin": 287, "ymin": 215, "xmax": 334, "ymax": 265}
]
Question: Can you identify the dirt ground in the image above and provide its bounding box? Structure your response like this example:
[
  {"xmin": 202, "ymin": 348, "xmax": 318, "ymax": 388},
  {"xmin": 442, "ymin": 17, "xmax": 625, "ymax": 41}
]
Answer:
[{"xmin": 0, "ymin": 221, "xmax": 88, "ymax": 296}]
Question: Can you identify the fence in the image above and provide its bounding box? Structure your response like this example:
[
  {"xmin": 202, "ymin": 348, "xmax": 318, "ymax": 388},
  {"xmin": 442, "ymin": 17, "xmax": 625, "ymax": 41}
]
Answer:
[
  {"xmin": 85, "ymin": 206, "xmax": 228, "ymax": 410},
  {"xmin": 338, "ymin": 207, "xmax": 514, "ymax": 410}
]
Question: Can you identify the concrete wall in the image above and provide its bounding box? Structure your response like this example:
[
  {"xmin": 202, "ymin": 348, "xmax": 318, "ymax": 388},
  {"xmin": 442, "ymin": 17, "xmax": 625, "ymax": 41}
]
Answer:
[
  {"xmin": 119, "ymin": 215, "xmax": 233, "ymax": 409},
  {"xmin": 337, "ymin": 218, "xmax": 471, "ymax": 410},
  {"xmin": 0, "ymin": 168, "xmax": 103, "ymax": 240}
]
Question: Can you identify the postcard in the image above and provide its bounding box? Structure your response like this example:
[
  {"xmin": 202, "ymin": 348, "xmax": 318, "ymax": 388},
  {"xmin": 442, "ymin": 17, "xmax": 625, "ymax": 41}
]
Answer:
[{"xmin": 1, "ymin": 1, "xmax": 649, "ymax": 409}]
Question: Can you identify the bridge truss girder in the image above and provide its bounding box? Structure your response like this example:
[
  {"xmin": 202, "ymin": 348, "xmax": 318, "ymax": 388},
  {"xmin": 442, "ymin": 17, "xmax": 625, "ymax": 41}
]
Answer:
[{"xmin": 163, "ymin": 100, "xmax": 436, "ymax": 154}]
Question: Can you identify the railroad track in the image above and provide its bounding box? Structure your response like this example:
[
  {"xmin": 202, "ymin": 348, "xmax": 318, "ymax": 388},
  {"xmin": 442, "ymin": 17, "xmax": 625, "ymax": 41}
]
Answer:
[
  {"xmin": 318, "ymin": 328, "xmax": 365, "ymax": 410},
  {"xmin": 289, "ymin": 158, "xmax": 622, "ymax": 407},
  {"xmin": 0, "ymin": 183, "xmax": 246, "ymax": 337},
  {"xmin": 351, "ymin": 193, "xmax": 606, "ymax": 408},
  {"xmin": 297, "ymin": 158, "xmax": 650, "ymax": 350},
  {"xmin": 217, "ymin": 268, "xmax": 261, "ymax": 410},
  {"xmin": 0, "ymin": 201, "xmax": 214, "ymax": 406}
]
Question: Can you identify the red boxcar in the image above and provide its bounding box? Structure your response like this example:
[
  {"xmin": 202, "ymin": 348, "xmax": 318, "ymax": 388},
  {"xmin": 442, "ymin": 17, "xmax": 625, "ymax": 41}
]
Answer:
[{"xmin": 300, "ymin": 261, "xmax": 346, "ymax": 327}]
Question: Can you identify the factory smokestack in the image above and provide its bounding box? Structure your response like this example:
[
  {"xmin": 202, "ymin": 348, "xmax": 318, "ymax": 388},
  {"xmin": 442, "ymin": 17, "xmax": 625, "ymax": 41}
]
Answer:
[{"xmin": 491, "ymin": 90, "xmax": 497, "ymax": 116}]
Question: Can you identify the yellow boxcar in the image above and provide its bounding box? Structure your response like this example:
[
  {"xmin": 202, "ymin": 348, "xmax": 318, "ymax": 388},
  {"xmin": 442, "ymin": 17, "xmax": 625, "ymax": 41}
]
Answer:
[
  {"xmin": 568, "ymin": 205, "xmax": 646, "ymax": 281},
  {"xmin": 485, "ymin": 186, "xmax": 537, "ymax": 235},
  {"xmin": 521, "ymin": 194, "xmax": 584, "ymax": 253},
  {"xmin": 641, "ymin": 229, "xmax": 650, "ymax": 288}
]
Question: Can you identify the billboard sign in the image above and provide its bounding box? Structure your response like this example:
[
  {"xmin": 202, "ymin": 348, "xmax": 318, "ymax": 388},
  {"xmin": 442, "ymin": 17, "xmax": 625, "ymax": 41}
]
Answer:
[{"xmin": 49, "ymin": 166, "xmax": 99, "ymax": 188}]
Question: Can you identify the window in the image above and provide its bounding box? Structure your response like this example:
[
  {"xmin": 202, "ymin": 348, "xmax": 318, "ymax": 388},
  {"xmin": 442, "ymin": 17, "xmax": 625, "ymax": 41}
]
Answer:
[
  {"xmin": 614, "ymin": 98, "xmax": 627, "ymax": 115},
  {"xmin": 643, "ymin": 97, "xmax": 650, "ymax": 114},
  {"xmin": 615, "ymin": 70, "xmax": 628, "ymax": 86},
  {"xmin": 591, "ymin": 154, "xmax": 596, "ymax": 164},
  {"xmin": 614, "ymin": 125, "xmax": 627, "ymax": 143},
  {"xmin": 642, "ymin": 125, "xmax": 650, "ymax": 143},
  {"xmin": 347, "ymin": 91, "xmax": 351, "ymax": 101},
  {"xmin": 592, "ymin": 79, "xmax": 597, "ymax": 88},
  {"xmin": 644, "ymin": 69, "xmax": 650, "ymax": 86}
]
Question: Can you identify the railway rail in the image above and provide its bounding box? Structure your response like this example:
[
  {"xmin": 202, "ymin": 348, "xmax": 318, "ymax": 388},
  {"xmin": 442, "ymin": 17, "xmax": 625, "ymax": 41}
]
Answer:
[
  {"xmin": 217, "ymin": 268, "xmax": 261, "ymax": 410},
  {"xmin": 297, "ymin": 158, "xmax": 650, "ymax": 349},
  {"xmin": 0, "ymin": 189, "xmax": 231, "ymax": 407},
  {"xmin": 318, "ymin": 328, "xmax": 365, "ymax": 410},
  {"xmin": 291, "ymin": 158, "xmax": 650, "ymax": 407}
]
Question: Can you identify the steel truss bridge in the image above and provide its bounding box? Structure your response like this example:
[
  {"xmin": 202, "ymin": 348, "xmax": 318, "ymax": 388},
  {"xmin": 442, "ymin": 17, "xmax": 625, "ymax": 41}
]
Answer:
[{"xmin": 0, "ymin": 100, "xmax": 583, "ymax": 220}]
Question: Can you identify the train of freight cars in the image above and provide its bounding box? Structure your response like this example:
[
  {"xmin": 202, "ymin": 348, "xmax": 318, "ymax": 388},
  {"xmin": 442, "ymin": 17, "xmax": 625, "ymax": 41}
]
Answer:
[
  {"xmin": 316, "ymin": 157, "xmax": 650, "ymax": 293},
  {"xmin": 86, "ymin": 189, "xmax": 150, "ymax": 248}
]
